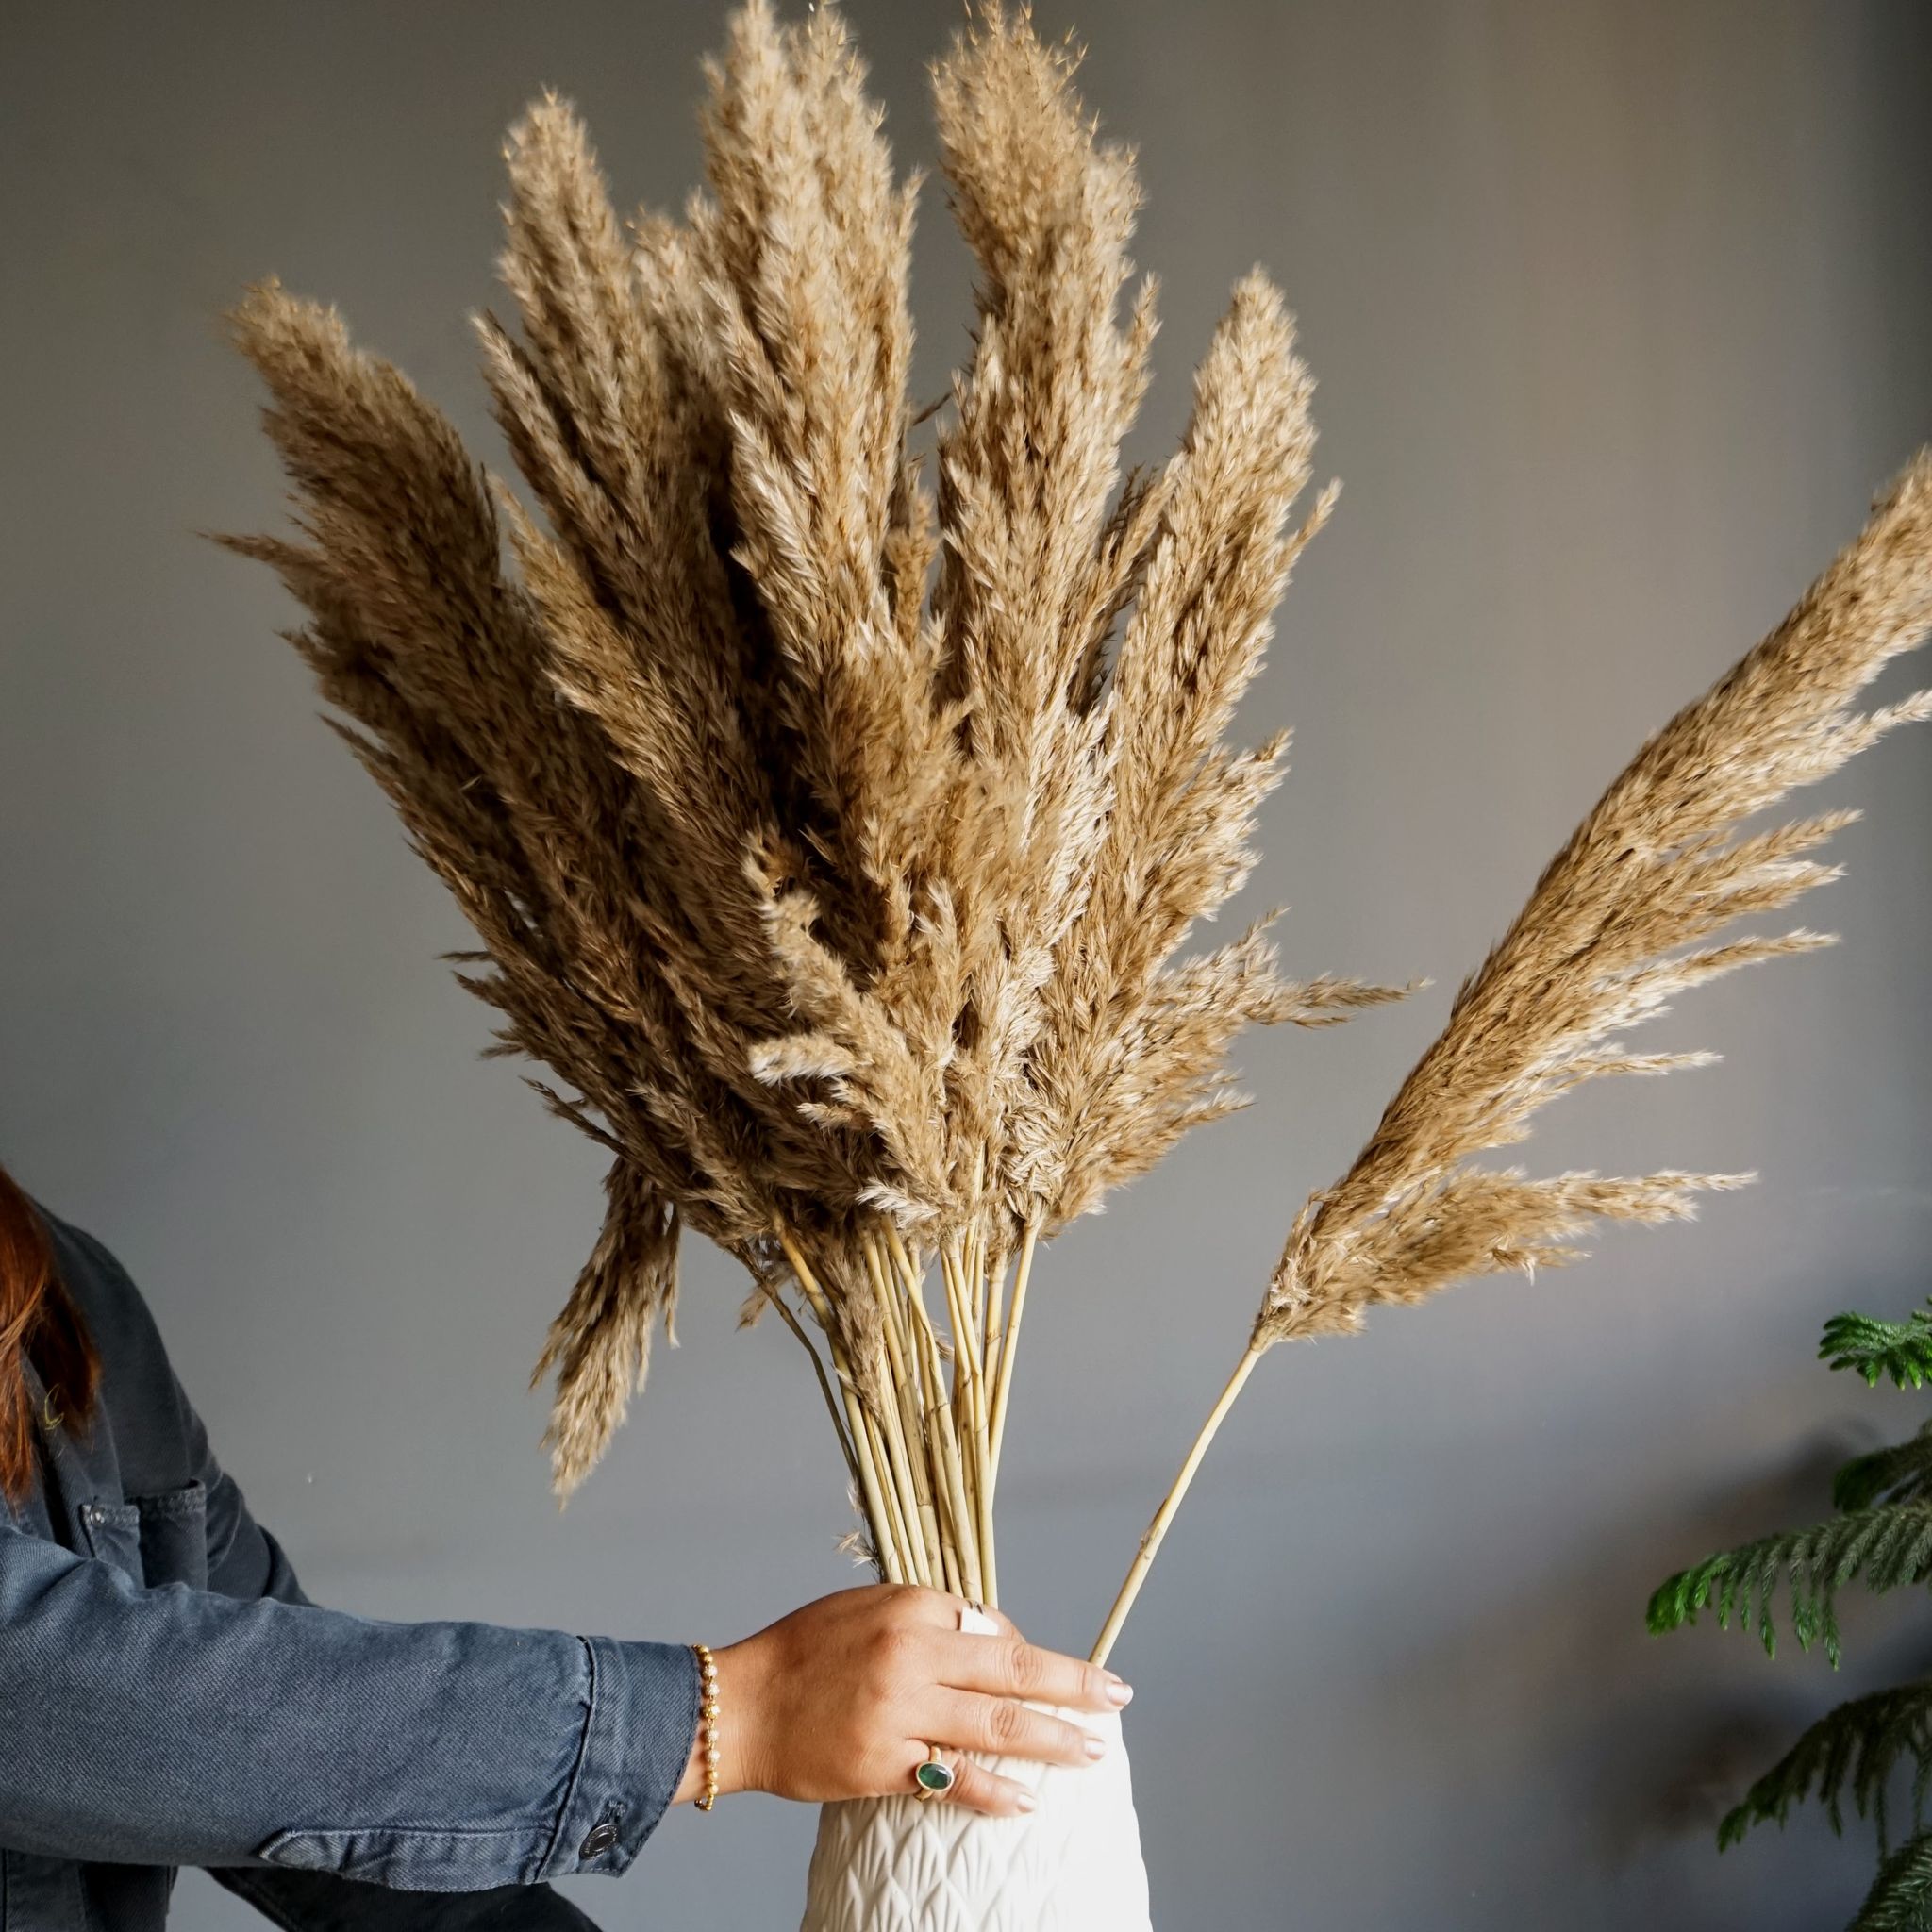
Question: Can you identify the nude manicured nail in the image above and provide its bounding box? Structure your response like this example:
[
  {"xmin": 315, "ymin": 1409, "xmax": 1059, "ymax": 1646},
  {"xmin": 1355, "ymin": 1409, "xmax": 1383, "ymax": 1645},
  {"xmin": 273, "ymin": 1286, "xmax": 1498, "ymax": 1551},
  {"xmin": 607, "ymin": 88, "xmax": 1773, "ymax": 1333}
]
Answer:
[
  {"xmin": 1014, "ymin": 1789, "xmax": 1038, "ymax": 1814},
  {"xmin": 1083, "ymin": 1733, "xmax": 1108, "ymax": 1760},
  {"xmin": 1105, "ymin": 1679, "xmax": 1133, "ymax": 1707}
]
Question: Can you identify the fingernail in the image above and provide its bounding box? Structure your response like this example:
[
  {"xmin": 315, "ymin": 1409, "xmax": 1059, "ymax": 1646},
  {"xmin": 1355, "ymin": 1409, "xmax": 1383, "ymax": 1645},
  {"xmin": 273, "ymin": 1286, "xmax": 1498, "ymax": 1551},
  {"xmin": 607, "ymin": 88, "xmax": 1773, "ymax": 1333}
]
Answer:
[
  {"xmin": 1083, "ymin": 1733, "xmax": 1108, "ymax": 1760},
  {"xmin": 1014, "ymin": 1789, "xmax": 1038, "ymax": 1814},
  {"xmin": 1105, "ymin": 1679, "xmax": 1133, "ymax": 1707}
]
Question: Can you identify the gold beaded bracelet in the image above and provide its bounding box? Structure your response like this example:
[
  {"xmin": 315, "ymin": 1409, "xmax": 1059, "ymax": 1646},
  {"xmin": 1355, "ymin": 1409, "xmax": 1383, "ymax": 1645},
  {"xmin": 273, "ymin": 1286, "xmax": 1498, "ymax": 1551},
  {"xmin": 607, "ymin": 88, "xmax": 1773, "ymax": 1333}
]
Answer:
[{"xmin": 691, "ymin": 1643, "xmax": 721, "ymax": 1811}]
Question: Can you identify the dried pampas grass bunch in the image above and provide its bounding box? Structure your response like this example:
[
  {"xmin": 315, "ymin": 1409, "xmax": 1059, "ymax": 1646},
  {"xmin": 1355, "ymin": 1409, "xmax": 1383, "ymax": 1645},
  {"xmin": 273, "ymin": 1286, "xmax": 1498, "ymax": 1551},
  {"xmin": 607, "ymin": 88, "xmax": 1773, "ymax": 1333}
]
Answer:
[
  {"xmin": 224, "ymin": 0, "xmax": 1406, "ymax": 1608},
  {"xmin": 223, "ymin": 0, "xmax": 1932, "ymax": 1662}
]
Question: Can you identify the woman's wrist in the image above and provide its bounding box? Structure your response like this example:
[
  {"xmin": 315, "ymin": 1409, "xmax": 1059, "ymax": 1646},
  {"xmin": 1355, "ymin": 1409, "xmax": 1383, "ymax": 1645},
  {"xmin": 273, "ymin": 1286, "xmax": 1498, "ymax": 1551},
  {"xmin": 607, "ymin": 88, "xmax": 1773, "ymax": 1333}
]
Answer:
[{"xmin": 674, "ymin": 1637, "xmax": 762, "ymax": 1804}]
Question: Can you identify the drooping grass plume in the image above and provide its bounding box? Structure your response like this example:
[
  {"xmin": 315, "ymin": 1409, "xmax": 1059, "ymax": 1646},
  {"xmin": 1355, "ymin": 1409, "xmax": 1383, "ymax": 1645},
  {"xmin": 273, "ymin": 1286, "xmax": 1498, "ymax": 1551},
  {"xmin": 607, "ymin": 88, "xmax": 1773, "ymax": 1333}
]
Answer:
[
  {"xmin": 221, "ymin": 0, "xmax": 1404, "ymax": 1563},
  {"xmin": 1094, "ymin": 457, "xmax": 1932, "ymax": 1664},
  {"xmin": 1259, "ymin": 457, "xmax": 1932, "ymax": 1348}
]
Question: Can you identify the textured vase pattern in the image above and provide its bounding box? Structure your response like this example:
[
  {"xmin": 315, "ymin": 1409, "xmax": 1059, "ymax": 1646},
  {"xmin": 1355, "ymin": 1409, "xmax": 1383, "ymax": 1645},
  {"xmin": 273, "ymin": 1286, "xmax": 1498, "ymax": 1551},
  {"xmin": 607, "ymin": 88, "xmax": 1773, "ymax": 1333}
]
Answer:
[{"xmin": 799, "ymin": 1709, "xmax": 1152, "ymax": 1932}]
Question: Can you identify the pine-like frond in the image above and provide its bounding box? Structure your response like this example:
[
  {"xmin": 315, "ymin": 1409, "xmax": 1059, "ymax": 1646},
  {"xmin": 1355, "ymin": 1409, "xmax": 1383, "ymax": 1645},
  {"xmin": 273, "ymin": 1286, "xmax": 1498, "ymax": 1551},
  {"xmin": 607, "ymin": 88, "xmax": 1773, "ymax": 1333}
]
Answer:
[
  {"xmin": 1826, "ymin": 1304, "xmax": 1932, "ymax": 1390},
  {"xmin": 1646, "ymin": 1502, "xmax": 1932, "ymax": 1666},
  {"xmin": 1718, "ymin": 1681, "xmax": 1932, "ymax": 1852},
  {"xmin": 1853, "ymin": 1830, "xmax": 1932, "ymax": 1931},
  {"xmin": 1838, "ymin": 1425, "xmax": 1932, "ymax": 1514}
]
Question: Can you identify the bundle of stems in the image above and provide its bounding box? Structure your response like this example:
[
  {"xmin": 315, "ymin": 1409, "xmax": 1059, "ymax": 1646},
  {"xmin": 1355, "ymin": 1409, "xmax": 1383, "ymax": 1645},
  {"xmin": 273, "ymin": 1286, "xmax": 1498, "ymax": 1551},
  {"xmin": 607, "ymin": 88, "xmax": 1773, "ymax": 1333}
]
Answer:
[
  {"xmin": 1092, "ymin": 453, "xmax": 1932, "ymax": 1665},
  {"xmin": 779, "ymin": 1221, "xmax": 1028, "ymax": 1598},
  {"xmin": 221, "ymin": 0, "xmax": 1407, "ymax": 1599}
]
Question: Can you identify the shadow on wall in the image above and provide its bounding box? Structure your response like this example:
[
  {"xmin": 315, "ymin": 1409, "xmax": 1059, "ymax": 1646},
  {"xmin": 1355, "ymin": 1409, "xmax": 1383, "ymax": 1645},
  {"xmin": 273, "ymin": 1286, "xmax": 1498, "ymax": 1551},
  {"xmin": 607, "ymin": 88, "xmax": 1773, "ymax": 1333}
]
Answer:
[{"xmin": 1385, "ymin": 1397, "xmax": 1916, "ymax": 1880}]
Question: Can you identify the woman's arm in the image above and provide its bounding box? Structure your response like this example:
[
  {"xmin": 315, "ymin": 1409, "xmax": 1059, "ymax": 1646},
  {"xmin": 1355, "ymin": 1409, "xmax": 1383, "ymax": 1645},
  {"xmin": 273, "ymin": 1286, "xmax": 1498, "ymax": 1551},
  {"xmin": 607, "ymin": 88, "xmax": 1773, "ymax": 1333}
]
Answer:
[
  {"xmin": 0, "ymin": 1515, "xmax": 700, "ymax": 1887},
  {"xmin": 165, "ymin": 1354, "xmax": 617, "ymax": 1923},
  {"xmin": 10, "ymin": 1213, "xmax": 1129, "ymax": 1897},
  {"xmin": 11, "ymin": 1212, "xmax": 701, "ymax": 1892},
  {"xmin": 0, "ymin": 1521, "xmax": 1130, "ymax": 1890}
]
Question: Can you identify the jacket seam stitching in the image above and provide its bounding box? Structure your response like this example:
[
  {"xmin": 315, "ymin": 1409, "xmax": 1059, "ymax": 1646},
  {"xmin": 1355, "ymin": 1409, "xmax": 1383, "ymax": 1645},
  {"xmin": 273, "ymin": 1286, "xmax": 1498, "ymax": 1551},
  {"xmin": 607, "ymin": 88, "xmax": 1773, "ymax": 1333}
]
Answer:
[
  {"xmin": 130, "ymin": 1483, "xmax": 208, "ymax": 1521},
  {"xmin": 539, "ymin": 1634, "xmax": 600, "ymax": 1879}
]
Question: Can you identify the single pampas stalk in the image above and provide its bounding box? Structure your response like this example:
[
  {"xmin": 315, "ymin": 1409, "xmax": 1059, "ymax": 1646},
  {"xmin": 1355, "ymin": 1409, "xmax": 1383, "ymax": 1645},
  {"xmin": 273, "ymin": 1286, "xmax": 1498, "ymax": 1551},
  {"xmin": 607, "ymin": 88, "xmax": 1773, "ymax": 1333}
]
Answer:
[{"xmin": 1092, "ymin": 454, "xmax": 1932, "ymax": 1666}]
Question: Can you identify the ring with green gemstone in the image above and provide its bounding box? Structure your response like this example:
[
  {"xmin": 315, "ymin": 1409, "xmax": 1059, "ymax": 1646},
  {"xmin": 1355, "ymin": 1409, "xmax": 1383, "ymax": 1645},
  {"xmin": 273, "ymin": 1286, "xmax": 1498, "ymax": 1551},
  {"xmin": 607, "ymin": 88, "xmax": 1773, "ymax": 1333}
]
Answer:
[{"xmin": 913, "ymin": 1744, "xmax": 956, "ymax": 1801}]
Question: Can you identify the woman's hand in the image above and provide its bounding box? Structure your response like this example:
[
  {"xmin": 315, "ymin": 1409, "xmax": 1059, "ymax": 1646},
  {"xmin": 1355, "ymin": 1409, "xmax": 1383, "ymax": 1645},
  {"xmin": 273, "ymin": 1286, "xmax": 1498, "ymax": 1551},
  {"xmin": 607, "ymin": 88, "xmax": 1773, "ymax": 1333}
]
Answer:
[{"xmin": 675, "ymin": 1584, "xmax": 1133, "ymax": 1817}]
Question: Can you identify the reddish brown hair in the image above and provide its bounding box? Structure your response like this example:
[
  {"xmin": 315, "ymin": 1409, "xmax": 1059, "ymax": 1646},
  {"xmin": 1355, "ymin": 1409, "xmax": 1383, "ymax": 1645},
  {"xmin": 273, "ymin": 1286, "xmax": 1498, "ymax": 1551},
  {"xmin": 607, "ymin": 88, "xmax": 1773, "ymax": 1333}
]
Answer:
[{"xmin": 0, "ymin": 1168, "xmax": 99, "ymax": 1507}]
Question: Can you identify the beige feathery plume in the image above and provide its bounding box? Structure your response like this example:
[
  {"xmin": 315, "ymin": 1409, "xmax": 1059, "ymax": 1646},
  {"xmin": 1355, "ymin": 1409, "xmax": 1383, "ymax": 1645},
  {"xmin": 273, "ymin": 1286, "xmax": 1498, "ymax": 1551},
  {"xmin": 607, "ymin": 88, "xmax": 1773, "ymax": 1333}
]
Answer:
[
  {"xmin": 1092, "ymin": 455, "xmax": 1932, "ymax": 1664},
  {"xmin": 217, "ymin": 283, "xmax": 776, "ymax": 1493},
  {"xmin": 1262, "ymin": 452, "xmax": 1932, "ymax": 1343},
  {"xmin": 1019, "ymin": 270, "xmax": 1408, "ymax": 1232},
  {"xmin": 924, "ymin": 6, "xmax": 1159, "ymax": 1239}
]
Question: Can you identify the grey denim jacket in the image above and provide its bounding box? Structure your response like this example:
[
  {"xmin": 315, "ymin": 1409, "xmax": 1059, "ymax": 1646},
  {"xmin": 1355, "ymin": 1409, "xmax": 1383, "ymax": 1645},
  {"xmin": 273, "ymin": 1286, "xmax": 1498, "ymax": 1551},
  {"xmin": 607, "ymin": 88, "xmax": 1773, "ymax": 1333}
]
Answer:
[{"xmin": 0, "ymin": 1205, "xmax": 703, "ymax": 1932}]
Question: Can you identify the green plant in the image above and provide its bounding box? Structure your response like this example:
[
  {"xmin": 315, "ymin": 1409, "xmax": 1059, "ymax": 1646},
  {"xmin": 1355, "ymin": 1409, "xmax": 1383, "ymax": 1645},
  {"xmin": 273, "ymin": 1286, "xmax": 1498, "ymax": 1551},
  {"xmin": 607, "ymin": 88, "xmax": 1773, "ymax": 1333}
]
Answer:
[{"xmin": 1651, "ymin": 1300, "xmax": 1932, "ymax": 1927}]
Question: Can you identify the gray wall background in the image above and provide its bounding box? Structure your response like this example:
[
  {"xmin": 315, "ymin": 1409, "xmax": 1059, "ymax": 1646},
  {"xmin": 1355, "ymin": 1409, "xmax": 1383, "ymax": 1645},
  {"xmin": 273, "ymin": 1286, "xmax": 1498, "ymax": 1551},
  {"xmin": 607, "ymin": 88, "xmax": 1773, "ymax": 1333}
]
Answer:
[{"xmin": 4, "ymin": 3, "xmax": 1930, "ymax": 1925}]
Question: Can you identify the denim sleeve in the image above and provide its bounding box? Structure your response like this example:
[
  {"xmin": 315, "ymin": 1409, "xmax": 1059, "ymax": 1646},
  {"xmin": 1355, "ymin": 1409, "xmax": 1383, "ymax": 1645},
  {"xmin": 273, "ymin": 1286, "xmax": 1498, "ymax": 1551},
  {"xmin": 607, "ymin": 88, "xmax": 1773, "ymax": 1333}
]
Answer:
[
  {"xmin": 0, "ymin": 1518, "xmax": 703, "ymax": 1889},
  {"xmin": 192, "ymin": 1407, "xmax": 313, "ymax": 1611}
]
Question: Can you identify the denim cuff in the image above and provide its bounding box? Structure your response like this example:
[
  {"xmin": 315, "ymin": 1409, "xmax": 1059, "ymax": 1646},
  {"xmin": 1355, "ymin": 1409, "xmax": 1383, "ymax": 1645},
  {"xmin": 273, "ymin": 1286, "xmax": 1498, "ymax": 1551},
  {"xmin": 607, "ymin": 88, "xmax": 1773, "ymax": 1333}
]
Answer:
[{"xmin": 544, "ymin": 1635, "xmax": 703, "ymax": 1877}]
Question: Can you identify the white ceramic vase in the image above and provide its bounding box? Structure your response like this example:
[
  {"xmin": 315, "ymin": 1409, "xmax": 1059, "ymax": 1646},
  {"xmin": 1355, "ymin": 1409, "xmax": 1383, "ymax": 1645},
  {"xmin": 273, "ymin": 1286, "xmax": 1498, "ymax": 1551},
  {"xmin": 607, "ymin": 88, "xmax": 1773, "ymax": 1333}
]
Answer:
[{"xmin": 798, "ymin": 1708, "xmax": 1153, "ymax": 1932}]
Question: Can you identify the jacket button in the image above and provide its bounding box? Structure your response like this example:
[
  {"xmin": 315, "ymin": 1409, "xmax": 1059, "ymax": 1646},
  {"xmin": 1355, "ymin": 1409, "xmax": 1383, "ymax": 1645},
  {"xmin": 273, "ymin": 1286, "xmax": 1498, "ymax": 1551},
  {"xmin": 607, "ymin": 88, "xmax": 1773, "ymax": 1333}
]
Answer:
[{"xmin": 579, "ymin": 1820, "xmax": 619, "ymax": 1859}]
